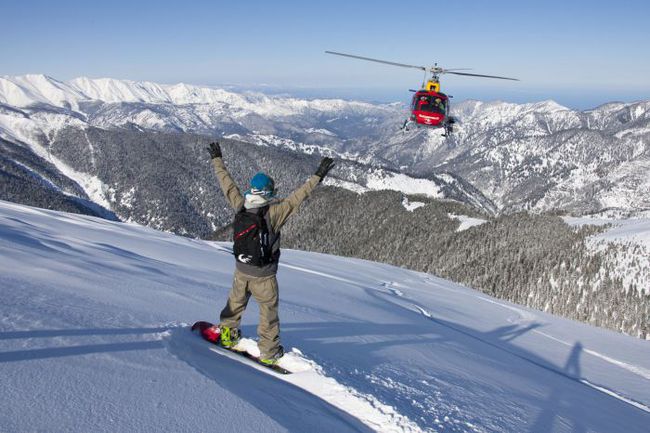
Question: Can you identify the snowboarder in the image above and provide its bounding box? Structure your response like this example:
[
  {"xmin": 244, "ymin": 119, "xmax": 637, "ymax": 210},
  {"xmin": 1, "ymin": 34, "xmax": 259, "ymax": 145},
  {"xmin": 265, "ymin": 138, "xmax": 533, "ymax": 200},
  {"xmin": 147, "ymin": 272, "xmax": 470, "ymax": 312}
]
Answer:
[{"xmin": 206, "ymin": 141, "xmax": 335, "ymax": 365}]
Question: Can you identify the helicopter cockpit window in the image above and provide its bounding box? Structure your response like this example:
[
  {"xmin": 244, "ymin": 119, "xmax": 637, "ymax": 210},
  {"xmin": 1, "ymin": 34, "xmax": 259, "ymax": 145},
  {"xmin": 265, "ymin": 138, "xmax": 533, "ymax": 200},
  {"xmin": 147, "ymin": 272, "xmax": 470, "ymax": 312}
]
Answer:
[{"xmin": 414, "ymin": 94, "xmax": 445, "ymax": 113}]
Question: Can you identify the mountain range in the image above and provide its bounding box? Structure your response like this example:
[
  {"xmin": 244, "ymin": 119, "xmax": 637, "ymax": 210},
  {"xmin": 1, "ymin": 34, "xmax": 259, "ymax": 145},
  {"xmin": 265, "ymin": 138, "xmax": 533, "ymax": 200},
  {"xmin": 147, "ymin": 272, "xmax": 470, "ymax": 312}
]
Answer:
[
  {"xmin": 385, "ymin": 100, "xmax": 650, "ymax": 214},
  {"xmin": 0, "ymin": 74, "xmax": 496, "ymax": 236},
  {"xmin": 1, "ymin": 74, "xmax": 648, "ymax": 218}
]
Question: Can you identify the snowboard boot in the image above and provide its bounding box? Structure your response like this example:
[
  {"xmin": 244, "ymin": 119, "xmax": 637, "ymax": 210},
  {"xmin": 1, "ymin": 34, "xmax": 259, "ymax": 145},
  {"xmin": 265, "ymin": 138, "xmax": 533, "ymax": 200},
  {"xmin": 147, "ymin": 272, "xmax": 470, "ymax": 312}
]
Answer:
[
  {"xmin": 260, "ymin": 345, "xmax": 284, "ymax": 366},
  {"xmin": 219, "ymin": 326, "xmax": 240, "ymax": 348}
]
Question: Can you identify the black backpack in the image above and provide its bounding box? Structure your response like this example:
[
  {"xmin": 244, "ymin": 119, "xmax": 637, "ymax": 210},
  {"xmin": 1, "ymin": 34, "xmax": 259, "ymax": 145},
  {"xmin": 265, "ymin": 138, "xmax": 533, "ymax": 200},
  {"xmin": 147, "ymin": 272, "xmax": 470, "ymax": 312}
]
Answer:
[{"xmin": 232, "ymin": 206, "xmax": 273, "ymax": 266}]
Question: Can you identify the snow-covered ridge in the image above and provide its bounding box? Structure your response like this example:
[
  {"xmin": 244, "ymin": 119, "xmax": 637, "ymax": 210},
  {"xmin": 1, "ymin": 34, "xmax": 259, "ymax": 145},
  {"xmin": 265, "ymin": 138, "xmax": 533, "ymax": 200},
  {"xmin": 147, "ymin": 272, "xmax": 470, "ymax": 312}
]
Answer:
[
  {"xmin": 450, "ymin": 98, "xmax": 650, "ymax": 131},
  {"xmin": 396, "ymin": 97, "xmax": 650, "ymax": 214},
  {"xmin": 6, "ymin": 74, "xmax": 647, "ymax": 130},
  {"xmin": 0, "ymin": 74, "xmax": 86, "ymax": 111},
  {"xmin": 0, "ymin": 74, "xmax": 391, "ymax": 117}
]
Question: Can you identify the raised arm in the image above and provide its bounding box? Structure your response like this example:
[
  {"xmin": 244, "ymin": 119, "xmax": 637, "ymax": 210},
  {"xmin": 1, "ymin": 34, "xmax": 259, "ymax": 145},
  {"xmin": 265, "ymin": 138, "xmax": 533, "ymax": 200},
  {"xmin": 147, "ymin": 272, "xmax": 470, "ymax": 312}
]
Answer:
[
  {"xmin": 208, "ymin": 142, "xmax": 244, "ymax": 211},
  {"xmin": 269, "ymin": 157, "xmax": 335, "ymax": 231}
]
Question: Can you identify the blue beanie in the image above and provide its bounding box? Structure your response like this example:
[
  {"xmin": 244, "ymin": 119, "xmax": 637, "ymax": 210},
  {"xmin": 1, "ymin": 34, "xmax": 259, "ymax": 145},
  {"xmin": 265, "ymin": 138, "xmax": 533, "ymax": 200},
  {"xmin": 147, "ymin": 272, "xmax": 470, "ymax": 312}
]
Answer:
[{"xmin": 247, "ymin": 172, "xmax": 275, "ymax": 197}]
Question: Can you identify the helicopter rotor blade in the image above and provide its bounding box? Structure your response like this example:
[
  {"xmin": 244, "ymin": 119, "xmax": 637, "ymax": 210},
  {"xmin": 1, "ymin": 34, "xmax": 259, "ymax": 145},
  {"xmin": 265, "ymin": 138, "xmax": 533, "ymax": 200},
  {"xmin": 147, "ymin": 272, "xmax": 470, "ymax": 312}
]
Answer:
[
  {"xmin": 444, "ymin": 71, "xmax": 519, "ymax": 81},
  {"xmin": 441, "ymin": 68, "xmax": 473, "ymax": 72},
  {"xmin": 325, "ymin": 51, "xmax": 427, "ymax": 71}
]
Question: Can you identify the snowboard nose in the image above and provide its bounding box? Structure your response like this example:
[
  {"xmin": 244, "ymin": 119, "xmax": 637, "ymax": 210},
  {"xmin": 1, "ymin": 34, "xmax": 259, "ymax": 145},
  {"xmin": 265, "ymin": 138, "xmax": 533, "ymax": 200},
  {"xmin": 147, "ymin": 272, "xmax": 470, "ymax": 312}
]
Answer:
[{"xmin": 192, "ymin": 321, "xmax": 220, "ymax": 343}]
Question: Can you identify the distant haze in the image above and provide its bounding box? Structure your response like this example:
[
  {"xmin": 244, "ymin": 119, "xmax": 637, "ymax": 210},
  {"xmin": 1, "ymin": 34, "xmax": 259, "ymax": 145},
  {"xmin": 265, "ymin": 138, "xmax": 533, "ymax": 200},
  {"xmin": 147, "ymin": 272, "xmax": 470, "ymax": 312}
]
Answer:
[{"xmin": 226, "ymin": 85, "xmax": 650, "ymax": 110}]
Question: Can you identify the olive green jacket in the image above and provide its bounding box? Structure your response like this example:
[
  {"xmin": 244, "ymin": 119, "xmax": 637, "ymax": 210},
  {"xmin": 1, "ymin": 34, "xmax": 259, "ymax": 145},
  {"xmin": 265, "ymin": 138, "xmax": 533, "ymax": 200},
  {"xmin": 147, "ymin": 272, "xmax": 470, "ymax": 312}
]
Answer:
[{"xmin": 212, "ymin": 157, "xmax": 320, "ymax": 276}]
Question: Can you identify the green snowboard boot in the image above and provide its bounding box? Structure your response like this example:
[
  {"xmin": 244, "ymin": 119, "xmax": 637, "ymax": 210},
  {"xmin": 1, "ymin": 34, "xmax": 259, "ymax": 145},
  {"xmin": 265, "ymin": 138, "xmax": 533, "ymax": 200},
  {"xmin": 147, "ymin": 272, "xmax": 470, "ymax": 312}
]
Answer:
[
  {"xmin": 219, "ymin": 326, "xmax": 241, "ymax": 348},
  {"xmin": 260, "ymin": 345, "xmax": 284, "ymax": 366}
]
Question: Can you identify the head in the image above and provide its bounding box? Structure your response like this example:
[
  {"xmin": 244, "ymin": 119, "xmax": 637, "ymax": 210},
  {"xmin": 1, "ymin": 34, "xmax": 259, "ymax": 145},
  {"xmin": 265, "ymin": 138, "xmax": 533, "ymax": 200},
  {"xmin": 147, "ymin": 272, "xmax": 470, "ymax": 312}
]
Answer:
[{"xmin": 247, "ymin": 172, "xmax": 276, "ymax": 199}]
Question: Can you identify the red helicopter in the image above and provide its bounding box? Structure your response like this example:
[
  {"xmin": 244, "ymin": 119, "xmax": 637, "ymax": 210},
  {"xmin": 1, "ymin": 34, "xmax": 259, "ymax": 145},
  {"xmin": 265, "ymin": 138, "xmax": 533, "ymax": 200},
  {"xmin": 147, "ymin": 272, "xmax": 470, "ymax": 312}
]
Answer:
[{"xmin": 325, "ymin": 51, "xmax": 519, "ymax": 135}]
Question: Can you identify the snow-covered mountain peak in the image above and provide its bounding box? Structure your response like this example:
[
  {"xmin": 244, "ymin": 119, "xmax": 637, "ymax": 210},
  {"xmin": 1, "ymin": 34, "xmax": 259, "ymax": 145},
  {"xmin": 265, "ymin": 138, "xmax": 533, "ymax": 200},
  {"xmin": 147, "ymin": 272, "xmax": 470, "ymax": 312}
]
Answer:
[
  {"xmin": 529, "ymin": 99, "xmax": 571, "ymax": 112},
  {"xmin": 68, "ymin": 77, "xmax": 243, "ymax": 107},
  {"xmin": 456, "ymin": 99, "xmax": 571, "ymax": 122},
  {"xmin": 0, "ymin": 74, "xmax": 85, "ymax": 110},
  {"xmin": 69, "ymin": 76, "xmax": 173, "ymax": 104},
  {"xmin": 588, "ymin": 101, "xmax": 631, "ymax": 113}
]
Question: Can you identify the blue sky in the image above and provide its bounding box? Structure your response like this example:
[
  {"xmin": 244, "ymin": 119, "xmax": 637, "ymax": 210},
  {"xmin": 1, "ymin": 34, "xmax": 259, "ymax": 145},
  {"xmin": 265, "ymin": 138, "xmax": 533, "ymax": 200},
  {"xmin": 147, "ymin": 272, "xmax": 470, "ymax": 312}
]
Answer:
[{"xmin": 2, "ymin": 0, "xmax": 649, "ymax": 108}]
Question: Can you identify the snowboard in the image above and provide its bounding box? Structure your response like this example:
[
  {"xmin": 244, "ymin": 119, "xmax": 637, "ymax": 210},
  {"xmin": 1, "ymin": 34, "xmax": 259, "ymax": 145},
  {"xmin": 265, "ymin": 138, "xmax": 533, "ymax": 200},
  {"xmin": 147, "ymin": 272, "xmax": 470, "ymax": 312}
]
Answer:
[{"xmin": 191, "ymin": 321, "xmax": 291, "ymax": 375}]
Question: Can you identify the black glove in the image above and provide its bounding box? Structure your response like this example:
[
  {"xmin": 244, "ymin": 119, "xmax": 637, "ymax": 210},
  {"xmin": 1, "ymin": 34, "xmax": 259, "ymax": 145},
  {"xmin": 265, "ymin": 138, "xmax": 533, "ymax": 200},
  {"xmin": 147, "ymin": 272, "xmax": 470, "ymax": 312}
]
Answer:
[
  {"xmin": 207, "ymin": 142, "xmax": 222, "ymax": 159},
  {"xmin": 315, "ymin": 157, "xmax": 335, "ymax": 181}
]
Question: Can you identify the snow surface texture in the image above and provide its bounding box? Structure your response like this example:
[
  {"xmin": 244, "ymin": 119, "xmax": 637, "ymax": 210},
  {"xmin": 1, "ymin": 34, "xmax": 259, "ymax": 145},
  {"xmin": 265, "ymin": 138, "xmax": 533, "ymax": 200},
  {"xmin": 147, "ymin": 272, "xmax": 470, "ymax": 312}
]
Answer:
[{"xmin": 2, "ymin": 200, "xmax": 650, "ymax": 433}]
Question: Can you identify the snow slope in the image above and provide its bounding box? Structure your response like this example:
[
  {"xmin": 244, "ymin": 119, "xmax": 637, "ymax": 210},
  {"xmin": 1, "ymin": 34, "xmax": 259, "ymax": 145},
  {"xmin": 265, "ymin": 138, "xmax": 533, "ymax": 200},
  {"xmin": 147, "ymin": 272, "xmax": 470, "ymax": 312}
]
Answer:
[
  {"xmin": 1, "ymin": 200, "xmax": 650, "ymax": 433},
  {"xmin": 565, "ymin": 215, "xmax": 650, "ymax": 294},
  {"xmin": 564, "ymin": 215, "xmax": 650, "ymax": 249}
]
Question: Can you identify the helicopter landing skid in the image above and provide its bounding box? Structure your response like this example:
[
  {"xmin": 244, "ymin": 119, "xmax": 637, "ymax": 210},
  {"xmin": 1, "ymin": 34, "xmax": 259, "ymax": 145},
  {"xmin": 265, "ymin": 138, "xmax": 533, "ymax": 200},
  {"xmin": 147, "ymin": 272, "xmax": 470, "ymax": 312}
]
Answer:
[
  {"xmin": 401, "ymin": 119, "xmax": 416, "ymax": 131},
  {"xmin": 401, "ymin": 120, "xmax": 452, "ymax": 137}
]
